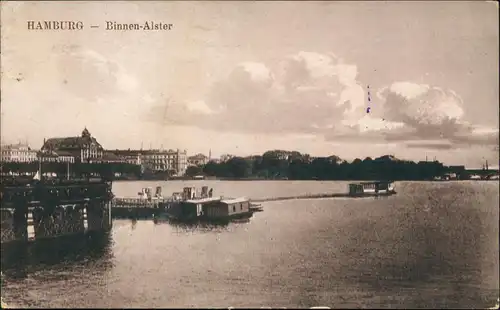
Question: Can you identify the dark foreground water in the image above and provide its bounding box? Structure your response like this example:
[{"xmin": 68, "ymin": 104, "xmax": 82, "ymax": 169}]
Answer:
[{"xmin": 1, "ymin": 181, "xmax": 499, "ymax": 308}]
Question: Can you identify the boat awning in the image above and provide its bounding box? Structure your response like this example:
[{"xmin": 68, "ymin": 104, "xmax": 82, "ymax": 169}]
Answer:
[{"xmin": 221, "ymin": 197, "xmax": 249, "ymax": 204}]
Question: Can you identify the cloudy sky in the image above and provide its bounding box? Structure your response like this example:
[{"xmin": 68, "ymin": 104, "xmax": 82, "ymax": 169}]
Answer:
[{"xmin": 1, "ymin": 1, "xmax": 498, "ymax": 167}]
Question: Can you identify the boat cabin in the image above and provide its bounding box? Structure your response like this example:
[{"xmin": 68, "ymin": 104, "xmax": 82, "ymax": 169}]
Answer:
[
  {"xmin": 182, "ymin": 197, "xmax": 224, "ymax": 218},
  {"xmin": 181, "ymin": 196, "xmax": 251, "ymax": 219},
  {"xmin": 221, "ymin": 197, "xmax": 250, "ymax": 216},
  {"xmin": 348, "ymin": 181, "xmax": 395, "ymax": 196},
  {"xmin": 162, "ymin": 186, "xmax": 253, "ymax": 221}
]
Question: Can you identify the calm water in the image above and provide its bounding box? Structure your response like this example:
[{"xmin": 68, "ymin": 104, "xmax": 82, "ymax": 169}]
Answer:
[{"xmin": 1, "ymin": 181, "xmax": 499, "ymax": 308}]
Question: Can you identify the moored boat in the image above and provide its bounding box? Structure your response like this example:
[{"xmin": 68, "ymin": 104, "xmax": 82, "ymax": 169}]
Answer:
[
  {"xmin": 149, "ymin": 186, "xmax": 259, "ymax": 223},
  {"xmin": 348, "ymin": 181, "xmax": 396, "ymax": 197},
  {"xmin": 167, "ymin": 190, "xmax": 254, "ymax": 223},
  {"xmin": 249, "ymin": 203, "xmax": 263, "ymax": 212}
]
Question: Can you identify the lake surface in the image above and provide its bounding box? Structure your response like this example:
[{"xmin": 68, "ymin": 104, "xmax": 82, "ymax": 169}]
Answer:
[{"xmin": 1, "ymin": 181, "xmax": 499, "ymax": 308}]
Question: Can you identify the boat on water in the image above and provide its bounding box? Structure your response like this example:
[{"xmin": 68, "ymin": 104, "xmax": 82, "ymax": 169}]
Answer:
[
  {"xmin": 249, "ymin": 203, "xmax": 263, "ymax": 212},
  {"xmin": 163, "ymin": 187, "xmax": 254, "ymax": 224},
  {"xmin": 348, "ymin": 181, "xmax": 396, "ymax": 197}
]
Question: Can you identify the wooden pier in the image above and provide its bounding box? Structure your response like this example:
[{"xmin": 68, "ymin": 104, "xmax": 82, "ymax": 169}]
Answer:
[{"xmin": 0, "ymin": 178, "xmax": 113, "ymax": 244}]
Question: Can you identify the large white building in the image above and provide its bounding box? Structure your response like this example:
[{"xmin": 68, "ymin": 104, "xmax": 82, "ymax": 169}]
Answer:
[
  {"xmin": 141, "ymin": 149, "xmax": 188, "ymax": 176},
  {"xmin": 0, "ymin": 143, "xmax": 38, "ymax": 163},
  {"xmin": 110, "ymin": 148, "xmax": 188, "ymax": 176}
]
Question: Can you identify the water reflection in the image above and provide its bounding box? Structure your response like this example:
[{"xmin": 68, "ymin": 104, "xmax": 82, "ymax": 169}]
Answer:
[
  {"xmin": 1, "ymin": 231, "xmax": 113, "ymax": 279},
  {"xmin": 164, "ymin": 220, "xmax": 232, "ymax": 232},
  {"xmin": 153, "ymin": 216, "xmax": 251, "ymax": 228}
]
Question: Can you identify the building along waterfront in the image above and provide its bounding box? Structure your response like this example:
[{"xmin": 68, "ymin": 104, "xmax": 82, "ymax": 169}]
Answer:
[
  {"xmin": 0, "ymin": 143, "xmax": 38, "ymax": 163},
  {"xmin": 109, "ymin": 148, "xmax": 188, "ymax": 176}
]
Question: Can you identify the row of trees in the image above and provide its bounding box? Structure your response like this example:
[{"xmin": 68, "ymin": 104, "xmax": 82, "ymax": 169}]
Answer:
[{"xmin": 186, "ymin": 150, "xmax": 451, "ymax": 181}]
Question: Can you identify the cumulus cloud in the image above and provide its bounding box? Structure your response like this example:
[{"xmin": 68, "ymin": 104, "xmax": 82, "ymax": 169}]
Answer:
[
  {"xmin": 147, "ymin": 52, "xmax": 498, "ymax": 150},
  {"xmin": 148, "ymin": 51, "xmax": 366, "ymax": 135},
  {"xmin": 375, "ymin": 82, "xmax": 498, "ymax": 148}
]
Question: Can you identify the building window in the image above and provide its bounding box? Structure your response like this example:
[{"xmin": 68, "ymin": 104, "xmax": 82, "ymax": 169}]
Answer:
[{"xmin": 233, "ymin": 206, "xmax": 236, "ymax": 212}]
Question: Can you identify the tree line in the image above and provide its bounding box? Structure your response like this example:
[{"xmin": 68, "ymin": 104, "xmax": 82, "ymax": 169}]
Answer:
[{"xmin": 185, "ymin": 150, "xmax": 454, "ymax": 181}]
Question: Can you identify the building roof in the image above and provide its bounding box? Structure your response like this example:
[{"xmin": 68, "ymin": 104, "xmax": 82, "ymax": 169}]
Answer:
[
  {"xmin": 42, "ymin": 128, "xmax": 102, "ymax": 151},
  {"xmin": 221, "ymin": 197, "xmax": 250, "ymax": 204},
  {"xmin": 43, "ymin": 137, "xmax": 101, "ymax": 150},
  {"xmin": 1, "ymin": 143, "xmax": 33, "ymax": 151}
]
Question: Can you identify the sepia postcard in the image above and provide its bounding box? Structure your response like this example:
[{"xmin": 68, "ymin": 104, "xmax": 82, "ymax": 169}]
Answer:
[{"xmin": 0, "ymin": 1, "xmax": 499, "ymax": 309}]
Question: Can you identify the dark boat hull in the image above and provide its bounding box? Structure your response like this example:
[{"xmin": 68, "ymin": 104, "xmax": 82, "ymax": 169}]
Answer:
[
  {"xmin": 159, "ymin": 210, "xmax": 254, "ymax": 225},
  {"xmin": 348, "ymin": 190, "xmax": 397, "ymax": 198}
]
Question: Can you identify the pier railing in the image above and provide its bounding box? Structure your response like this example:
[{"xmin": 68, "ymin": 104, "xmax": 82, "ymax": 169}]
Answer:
[{"xmin": 112, "ymin": 197, "xmax": 176, "ymax": 208}]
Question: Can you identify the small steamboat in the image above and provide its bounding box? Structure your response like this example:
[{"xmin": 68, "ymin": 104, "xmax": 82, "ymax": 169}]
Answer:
[{"xmin": 348, "ymin": 181, "xmax": 396, "ymax": 197}]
